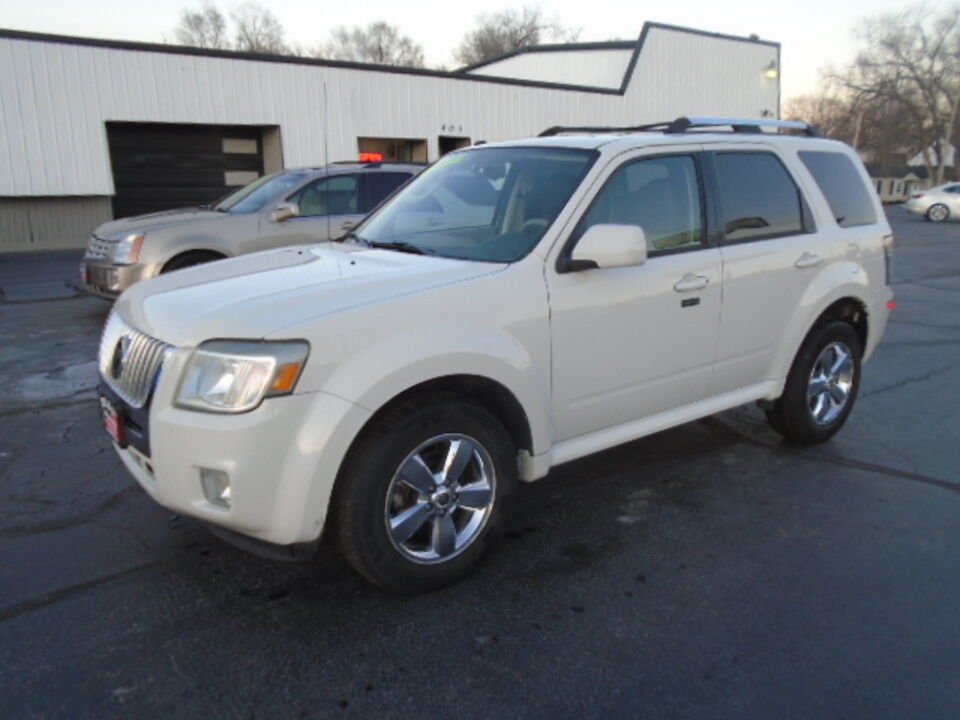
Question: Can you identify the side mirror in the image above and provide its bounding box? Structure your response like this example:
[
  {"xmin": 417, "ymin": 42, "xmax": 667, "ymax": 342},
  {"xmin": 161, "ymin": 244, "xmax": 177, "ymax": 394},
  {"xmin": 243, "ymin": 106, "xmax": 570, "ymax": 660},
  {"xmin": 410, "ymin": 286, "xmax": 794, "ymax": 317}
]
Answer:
[
  {"xmin": 567, "ymin": 224, "xmax": 647, "ymax": 271},
  {"xmin": 272, "ymin": 202, "xmax": 299, "ymax": 222}
]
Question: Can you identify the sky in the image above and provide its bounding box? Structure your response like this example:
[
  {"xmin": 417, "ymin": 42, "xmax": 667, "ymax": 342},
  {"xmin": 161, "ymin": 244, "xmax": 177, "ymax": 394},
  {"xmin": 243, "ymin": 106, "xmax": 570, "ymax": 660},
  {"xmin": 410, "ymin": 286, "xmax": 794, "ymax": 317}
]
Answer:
[{"xmin": 0, "ymin": 0, "xmax": 927, "ymax": 102}]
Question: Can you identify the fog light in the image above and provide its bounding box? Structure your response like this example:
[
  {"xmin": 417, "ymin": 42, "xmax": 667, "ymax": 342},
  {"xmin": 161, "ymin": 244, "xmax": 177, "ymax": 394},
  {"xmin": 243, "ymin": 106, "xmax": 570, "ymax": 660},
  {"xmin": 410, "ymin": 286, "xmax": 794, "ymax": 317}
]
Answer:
[
  {"xmin": 106, "ymin": 269, "xmax": 119, "ymax": 291},
  {"xmin": 200, "ymin": 468, "xmax": 231, "ymax": 508}
]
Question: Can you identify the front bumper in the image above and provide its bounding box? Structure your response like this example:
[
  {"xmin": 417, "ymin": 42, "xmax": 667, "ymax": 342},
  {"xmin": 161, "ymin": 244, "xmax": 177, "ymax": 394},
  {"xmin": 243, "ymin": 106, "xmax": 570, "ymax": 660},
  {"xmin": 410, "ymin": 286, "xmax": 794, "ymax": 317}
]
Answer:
[
  {"xmin": 80, "ymin": 259, "xmax": 158, "ymax": 298},
  {"xmin": 109, "ymin": 351, "xmax": 372, "ymax": 547}
]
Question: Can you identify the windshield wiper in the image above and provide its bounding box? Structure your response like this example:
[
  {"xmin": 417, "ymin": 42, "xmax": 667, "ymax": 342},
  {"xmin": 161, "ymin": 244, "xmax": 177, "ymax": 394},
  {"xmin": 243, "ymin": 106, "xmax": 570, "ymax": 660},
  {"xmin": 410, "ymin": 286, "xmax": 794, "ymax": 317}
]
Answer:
[
  {"xmin": 366, "ymin": 240, "xmax": 430, "ymax": 255},
  {"xmin": 338, "ymin": 232, "xmax": 429, "ymax": 256}
]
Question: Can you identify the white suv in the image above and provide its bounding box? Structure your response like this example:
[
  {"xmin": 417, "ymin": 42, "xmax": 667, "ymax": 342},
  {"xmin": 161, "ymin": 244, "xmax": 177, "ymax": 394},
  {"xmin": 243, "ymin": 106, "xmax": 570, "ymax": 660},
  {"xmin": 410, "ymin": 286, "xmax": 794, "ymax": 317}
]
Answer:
[{"xmin": 98, "ymin": 117, "xmax": 894, "ymax": 593}]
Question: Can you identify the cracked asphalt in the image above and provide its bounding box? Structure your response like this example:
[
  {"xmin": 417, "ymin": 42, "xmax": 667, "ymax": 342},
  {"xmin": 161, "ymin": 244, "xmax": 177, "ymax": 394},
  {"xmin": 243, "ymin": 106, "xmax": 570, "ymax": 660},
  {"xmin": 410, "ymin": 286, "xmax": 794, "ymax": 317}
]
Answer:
[{"xmin": 1, "ymin": 207, "xmax": 959, "ymax": 719}]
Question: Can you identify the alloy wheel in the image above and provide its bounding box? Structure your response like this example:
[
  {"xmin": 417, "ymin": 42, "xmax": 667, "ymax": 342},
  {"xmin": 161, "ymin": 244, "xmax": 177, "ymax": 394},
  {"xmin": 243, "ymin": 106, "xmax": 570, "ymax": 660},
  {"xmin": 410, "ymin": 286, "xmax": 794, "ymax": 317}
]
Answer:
[
  {"xmin": 384, "ymin": 434, "xmax": 496, "ymax": 564},
  {"xmin": 928, "ymin": 204, "xmax": 949, "ymax": 222},
  {"xmin": 807, "ymin": 341, "xmax": 855, "ymax": 426}
]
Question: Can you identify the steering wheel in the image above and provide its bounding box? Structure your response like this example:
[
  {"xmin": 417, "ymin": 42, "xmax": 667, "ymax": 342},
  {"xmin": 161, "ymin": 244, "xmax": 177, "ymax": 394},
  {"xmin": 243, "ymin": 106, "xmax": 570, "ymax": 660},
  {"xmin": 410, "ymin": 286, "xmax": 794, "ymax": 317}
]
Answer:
[{"xmin": 521, "ymin": 218, "xmax": 549, "ymax": 237}]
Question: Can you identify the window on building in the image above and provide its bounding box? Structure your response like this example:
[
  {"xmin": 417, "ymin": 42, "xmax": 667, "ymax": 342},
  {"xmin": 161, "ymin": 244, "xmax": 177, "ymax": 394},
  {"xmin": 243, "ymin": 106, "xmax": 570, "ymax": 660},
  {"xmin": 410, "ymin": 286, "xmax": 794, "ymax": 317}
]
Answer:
[{"xmin": 714, "ymin": 152, "xmax": 806, "ymax": 242}]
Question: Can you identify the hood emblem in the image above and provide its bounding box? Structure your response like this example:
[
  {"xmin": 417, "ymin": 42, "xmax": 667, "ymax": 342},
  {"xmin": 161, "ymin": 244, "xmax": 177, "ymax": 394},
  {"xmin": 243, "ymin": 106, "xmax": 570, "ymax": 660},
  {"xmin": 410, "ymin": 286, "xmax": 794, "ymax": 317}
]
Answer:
[{"xmin": 111, "ymin": 336, "xmax": 132, "ymax": 379}]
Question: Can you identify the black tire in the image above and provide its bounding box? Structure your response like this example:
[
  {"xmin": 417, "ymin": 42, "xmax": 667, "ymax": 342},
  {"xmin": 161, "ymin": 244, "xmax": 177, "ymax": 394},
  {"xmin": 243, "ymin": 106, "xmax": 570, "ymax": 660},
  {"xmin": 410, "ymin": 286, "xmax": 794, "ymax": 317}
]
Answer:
[
  {"xmin": 333, "ymin": 393, "xmax": 517, "ymax": 593},
  {"xmin": 767, "ymin": 321, "xmax": 862, "ymax": 445},
  {"xmin": 161, "ymin": 251, "xmax": 225, "ymax": 274},
  {"xmin": 926, "ymin": 203, "xmax": 950, "ymax": 223}
]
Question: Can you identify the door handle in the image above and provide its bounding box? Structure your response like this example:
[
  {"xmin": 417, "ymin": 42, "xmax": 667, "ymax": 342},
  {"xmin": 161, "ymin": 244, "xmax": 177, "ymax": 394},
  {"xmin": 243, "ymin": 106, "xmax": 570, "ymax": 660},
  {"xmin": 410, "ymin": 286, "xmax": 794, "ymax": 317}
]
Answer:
[
  {"xmin": 795, "ymin": 252, "xmax": 823, "ymax": 269},
  {"xmin": 673, "ymin": 273, "xmax": 710, "ymax": 292},
  {"xmin": 338, "ymin": 220, "xmax": 355, "ymax": 231}
]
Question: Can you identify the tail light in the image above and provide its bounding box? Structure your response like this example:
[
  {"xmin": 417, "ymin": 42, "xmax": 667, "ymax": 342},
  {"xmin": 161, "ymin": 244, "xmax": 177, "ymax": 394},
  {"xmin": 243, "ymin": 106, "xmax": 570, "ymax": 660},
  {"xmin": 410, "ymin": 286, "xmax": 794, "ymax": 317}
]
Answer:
[
  {"xmin": 883, "ymin": 233, "xmax": 894, "ymax": 285},
  {"xmin": 910, "ymin": 193, "xmax": 924, "ymax": 199}
]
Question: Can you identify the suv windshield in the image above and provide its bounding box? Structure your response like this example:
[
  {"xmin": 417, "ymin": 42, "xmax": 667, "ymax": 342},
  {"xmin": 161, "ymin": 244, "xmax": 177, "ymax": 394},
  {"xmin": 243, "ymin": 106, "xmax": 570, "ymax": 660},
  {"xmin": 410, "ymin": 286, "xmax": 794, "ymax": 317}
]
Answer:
[
  {"xmin": 214, "ymin": 171, "xmax": 311, "ymax": 214},
  {"xmin": 356, "ymin": 147, "xmax": 596, "ymax": 262}
]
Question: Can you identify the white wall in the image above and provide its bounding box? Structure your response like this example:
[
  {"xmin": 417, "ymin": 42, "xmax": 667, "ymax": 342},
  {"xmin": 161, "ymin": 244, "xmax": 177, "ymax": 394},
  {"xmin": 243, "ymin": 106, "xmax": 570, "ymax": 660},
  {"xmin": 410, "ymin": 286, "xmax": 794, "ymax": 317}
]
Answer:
[{"xmin": 0, "ymin": 25, "xmax": 780, "ymax": 198}]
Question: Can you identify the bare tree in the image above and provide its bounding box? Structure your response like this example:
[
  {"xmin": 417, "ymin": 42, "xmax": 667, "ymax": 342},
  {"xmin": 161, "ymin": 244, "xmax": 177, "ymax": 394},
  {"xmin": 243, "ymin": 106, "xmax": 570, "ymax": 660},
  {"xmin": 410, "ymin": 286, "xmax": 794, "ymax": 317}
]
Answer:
[
  {"xmin": 830, "ymin": 3, "xmax": 960, "ymax": 185},
  {"xmin": 174, "ymin": 2, "xmax": 228, "ymax": 49},
  {"xmin": 783, "ymin": 93, "xmax": 860, "ymax": 143},
  {"xmin": 321, "ymin": 22, "xmax": 425, "ymax": 67},
  {"xmin": 454, "ymin": 5, "xmax": 580, "ymax": 67},
  {"xmin": 231, "ymin": 1, "xmax": 287, "ymax": 54}
]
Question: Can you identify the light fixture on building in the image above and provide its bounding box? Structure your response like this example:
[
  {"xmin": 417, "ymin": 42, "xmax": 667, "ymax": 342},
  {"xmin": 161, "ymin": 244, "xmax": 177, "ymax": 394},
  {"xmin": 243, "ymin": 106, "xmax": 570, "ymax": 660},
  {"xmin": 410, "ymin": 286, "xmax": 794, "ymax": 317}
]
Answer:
[{"xmin": 764, "ymin": 61, "xmax": 779, "ymax": 79}]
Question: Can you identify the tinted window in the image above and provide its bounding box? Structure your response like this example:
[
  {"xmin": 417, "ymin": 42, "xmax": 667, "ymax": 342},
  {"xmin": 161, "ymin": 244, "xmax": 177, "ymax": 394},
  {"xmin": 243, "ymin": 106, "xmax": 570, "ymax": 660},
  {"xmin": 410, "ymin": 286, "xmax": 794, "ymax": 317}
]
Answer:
[
  {"xmin": 799, "ymin": 151, "xmax": 877, "ymax": 227},
  {"xmin": 363, "ymin": 173, "xmax": 412, "ymax": 211},
  {"xmin": 714, "ymin": 152, "xmax": 805, "ymax": 242},
  {"xmin": 289, "ymin": 175, "xmax": 359, "ymax": 217},
  {"xmin": 578, "ymin": 155, "xmax": 703, "ymax": 253},
  {"xmin": 946, "ymin": 185, "xmax": 960, "ymax": 194}
]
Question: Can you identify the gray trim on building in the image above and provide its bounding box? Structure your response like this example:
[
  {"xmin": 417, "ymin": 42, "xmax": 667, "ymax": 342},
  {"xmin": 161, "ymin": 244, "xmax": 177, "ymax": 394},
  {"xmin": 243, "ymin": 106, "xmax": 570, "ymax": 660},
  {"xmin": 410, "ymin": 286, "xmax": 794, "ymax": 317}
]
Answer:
[{"xmin": 0, "ymin": 197, "xmax": 110, "ymax": 252}]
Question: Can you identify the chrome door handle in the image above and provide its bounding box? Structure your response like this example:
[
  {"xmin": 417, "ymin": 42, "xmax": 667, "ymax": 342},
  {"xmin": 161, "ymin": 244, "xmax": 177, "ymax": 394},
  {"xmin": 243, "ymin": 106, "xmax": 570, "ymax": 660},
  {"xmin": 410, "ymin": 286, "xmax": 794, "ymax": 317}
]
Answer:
[
  {"xmin": 338, "ymin": 220, "xmax": 355, "ymax": 231},
  {"xmin": 673, "ymin": 273, "xmax": 710, "ymax": 292},
  {"xmin": 795, "ymin": 252, "xmax": 823, "ymax": 269}
]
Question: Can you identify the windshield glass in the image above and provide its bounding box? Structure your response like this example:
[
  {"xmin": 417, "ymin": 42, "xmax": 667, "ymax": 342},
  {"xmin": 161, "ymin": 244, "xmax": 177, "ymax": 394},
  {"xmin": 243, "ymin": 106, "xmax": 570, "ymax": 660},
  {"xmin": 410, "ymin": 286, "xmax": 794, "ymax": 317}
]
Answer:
[
  {"xmin": 356, "ymin": 147, "xmax": 596, "ymax": 262},
  {"xmin": 214, "ymin": 171, "xmax": 312, "ymax": 213}
]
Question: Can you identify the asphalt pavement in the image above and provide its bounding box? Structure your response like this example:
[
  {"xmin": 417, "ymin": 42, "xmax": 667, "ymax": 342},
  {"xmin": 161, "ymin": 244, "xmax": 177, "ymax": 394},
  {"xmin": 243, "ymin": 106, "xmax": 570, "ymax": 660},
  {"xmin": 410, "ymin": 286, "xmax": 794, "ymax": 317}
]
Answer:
[{"xmin": 1, "ymin": 207, "xmax": 958, "ymax": 719}]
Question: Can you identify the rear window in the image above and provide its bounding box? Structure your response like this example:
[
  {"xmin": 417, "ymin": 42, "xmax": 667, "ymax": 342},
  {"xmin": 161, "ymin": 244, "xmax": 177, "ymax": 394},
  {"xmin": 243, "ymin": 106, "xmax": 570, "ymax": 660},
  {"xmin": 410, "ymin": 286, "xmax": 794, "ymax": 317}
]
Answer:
[
  {"xmin": 713, "ymin": 152, "xmax": 806, "ymax": 242},
  {"xmin": 799, "ymin": 151, "xmax": 877, "ymax": 228}
]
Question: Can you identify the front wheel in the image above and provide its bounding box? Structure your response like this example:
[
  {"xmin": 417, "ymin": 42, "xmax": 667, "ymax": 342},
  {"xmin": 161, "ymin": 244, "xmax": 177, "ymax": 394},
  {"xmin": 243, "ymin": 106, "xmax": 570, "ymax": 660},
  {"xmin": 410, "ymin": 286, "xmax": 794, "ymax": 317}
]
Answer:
[
  {"xmin": 333, "ymin": 394, "xmax": 517, "ymax": 593},
  {"xmin": 767, "ymin": 321, "xmax": 862, "ymax": 444}
]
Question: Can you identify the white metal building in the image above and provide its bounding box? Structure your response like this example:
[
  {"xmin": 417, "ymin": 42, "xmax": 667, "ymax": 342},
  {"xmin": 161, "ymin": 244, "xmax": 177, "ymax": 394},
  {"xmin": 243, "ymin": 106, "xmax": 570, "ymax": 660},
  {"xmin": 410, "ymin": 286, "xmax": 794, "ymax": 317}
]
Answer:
[{"xmin": 0, "ymin": 22, "xmax": 780, "ymax": 251}]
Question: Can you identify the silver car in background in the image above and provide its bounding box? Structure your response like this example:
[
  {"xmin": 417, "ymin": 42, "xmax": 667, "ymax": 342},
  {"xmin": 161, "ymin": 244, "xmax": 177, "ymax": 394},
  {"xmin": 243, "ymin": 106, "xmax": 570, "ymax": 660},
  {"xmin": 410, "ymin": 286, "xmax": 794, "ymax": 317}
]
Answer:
[
  {"xmin": 904, "ymin": 181, "xmax": 960, "ymax": 222},
  {"xmin": 81, "ymin": 162, "xmax": 422, "ymax": 298}
]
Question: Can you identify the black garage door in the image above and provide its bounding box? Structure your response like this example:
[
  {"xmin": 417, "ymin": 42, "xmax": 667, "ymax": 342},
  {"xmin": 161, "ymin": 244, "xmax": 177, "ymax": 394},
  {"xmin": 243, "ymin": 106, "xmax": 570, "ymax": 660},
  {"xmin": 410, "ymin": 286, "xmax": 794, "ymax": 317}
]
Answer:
[{"xmin": 106, "ymin": 123, "xmax": 265, "ymax": 219}]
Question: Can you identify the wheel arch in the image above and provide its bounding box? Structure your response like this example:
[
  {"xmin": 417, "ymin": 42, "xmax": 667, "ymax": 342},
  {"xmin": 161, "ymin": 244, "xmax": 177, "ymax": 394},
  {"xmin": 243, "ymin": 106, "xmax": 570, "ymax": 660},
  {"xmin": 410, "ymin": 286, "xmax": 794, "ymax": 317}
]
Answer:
[
  {"xmin": 160, "ymin": 248, "xmax": 230, "ymax": 273},
  {"xmin": 772, "ymin": 288, "xmax": 871, "ymax": 390}
]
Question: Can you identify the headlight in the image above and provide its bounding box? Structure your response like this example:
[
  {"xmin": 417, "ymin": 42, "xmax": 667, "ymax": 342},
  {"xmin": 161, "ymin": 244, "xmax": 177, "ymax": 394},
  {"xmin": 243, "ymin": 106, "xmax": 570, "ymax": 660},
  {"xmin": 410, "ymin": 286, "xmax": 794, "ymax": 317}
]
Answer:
[
  {"xmin": 176, "ymin": 340, "xmax": 310, "ymax": 413},
  {"xmin": 112, "ymin": 233, "xmax": 144, "ymax": 264}
]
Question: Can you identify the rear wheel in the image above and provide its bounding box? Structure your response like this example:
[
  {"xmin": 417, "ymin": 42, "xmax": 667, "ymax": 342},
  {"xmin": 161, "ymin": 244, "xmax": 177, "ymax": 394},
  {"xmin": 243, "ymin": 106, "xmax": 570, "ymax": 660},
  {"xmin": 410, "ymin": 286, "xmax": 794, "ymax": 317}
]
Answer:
[
  {"xmin": 926, "ymin": 203, "xmax": 950, "ymax": 222},
  {"xmin": 334, "ymin": 393, "xmax": 516, "ymax": 593},
  {"xmin": 767, "ymin": 321, "xmax": 862, "ymax": 444},
  {"xmin": 161, "ymin": 251, "xmax": 225, "ymax": 274}
]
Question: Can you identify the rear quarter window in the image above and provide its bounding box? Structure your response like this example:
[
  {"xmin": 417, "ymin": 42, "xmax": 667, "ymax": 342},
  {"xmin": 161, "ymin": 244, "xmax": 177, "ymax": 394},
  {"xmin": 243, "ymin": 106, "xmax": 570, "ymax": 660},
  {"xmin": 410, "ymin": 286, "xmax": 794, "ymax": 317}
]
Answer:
[{"xmin": 799, "ymin": 151, "xmax": 878, "ymax": 228}]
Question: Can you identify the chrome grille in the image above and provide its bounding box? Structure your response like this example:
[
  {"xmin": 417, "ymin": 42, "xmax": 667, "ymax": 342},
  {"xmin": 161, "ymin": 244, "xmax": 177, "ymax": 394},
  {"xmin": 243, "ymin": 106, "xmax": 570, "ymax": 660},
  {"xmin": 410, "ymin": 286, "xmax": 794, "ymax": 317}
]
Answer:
[
  {"xmin": 98, "ymin": 312, "xmax": 173, "ymax": 408},
  {"xmin": 85, "ymin": 235, "xmax": 115, "ymax": 260}
]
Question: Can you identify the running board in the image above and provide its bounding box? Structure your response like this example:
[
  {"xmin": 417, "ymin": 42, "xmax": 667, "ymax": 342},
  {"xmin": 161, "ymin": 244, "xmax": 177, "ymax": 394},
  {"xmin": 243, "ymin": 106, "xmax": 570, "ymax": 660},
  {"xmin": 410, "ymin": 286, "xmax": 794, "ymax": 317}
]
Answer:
[{"xmin": 548, "ymin": 381, "xmax": 780, "ymax": 468}]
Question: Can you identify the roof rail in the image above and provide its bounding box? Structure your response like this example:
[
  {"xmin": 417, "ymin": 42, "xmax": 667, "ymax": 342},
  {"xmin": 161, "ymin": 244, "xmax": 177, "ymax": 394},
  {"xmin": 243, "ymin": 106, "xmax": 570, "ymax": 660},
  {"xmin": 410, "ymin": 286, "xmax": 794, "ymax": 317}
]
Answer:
[{"xmin": 539, "ymin": 116, "xmax": 819, "ymax": 138}]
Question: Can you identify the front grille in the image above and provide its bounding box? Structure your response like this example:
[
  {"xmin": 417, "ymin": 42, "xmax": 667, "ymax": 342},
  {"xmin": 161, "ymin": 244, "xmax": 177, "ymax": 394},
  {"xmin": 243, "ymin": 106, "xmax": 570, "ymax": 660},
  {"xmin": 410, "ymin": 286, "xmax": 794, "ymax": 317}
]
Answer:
[
  {"xmin": 85, "ymin": 235, "xmax": 115, "ymax": 260},
  {"xmin": 98, "ymin": 312, "xmax": 174, "ymax": 408}
]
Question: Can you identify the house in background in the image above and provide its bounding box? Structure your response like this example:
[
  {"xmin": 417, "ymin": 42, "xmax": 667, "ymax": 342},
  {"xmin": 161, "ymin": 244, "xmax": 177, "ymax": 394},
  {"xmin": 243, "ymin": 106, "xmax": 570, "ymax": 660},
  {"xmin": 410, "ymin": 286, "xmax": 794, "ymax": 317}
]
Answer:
[
  {"xmin": 860, "ymin": 142, "xmax": 957, "ymax": 203},
  {"xmin": 864, "ymin": 165, "xmax": 924, "ymax": 203}
]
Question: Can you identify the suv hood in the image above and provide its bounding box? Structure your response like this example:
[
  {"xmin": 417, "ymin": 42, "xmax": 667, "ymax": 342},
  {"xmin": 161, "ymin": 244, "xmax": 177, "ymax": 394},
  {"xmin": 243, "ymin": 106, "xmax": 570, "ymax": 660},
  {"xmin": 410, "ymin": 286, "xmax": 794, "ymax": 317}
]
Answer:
[
  {"xmin": 115, "ymin": 244, "xmax": 505, "ymax": 347},
  {"xmin": 95, "ymin": 207, "xmax": 225, "ymax": 237}
]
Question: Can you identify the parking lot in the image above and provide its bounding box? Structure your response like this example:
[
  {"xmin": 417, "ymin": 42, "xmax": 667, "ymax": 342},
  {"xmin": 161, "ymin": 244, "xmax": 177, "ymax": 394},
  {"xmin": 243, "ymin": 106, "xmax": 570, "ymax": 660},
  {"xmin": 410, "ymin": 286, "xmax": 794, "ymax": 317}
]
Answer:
[{"xmin": 1, "ymin": 206, "xmax": 958, "ymax": 718}]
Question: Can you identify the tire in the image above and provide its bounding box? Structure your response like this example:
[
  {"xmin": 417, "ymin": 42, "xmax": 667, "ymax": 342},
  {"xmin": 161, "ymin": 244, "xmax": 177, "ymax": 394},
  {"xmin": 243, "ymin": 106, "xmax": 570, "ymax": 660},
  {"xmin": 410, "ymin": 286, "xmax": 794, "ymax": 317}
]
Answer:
[
  {"xmin": 333, "ymin": 393, "xmax": 517, "ymax": 593},
  {"xmin": 161, "ymin": 251, "xmax": 225, "ymax": 274},
  {"xmin": 767, "ymin": 321, "xmax": 862, "ymax": 445},
  {"xmin": 926, "ymin": 203, "xmax": 950, "ymax": 223}
]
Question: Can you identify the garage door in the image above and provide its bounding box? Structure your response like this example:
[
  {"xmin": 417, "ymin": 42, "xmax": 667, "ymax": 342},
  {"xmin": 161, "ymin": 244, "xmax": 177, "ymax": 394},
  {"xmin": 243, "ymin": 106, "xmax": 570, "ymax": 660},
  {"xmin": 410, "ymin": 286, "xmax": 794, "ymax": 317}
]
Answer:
[{"xmin": 106, "ymin": 122, "xmax": 265, "ymax": 219}]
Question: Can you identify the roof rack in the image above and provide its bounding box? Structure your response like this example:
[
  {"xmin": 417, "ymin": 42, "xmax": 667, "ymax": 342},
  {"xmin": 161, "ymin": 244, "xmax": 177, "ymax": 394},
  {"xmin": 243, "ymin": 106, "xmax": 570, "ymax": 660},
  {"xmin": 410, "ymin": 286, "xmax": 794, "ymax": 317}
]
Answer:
[{"xmin": 539, "ymin": 116, "xmax": 819, "ymax": 138}]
